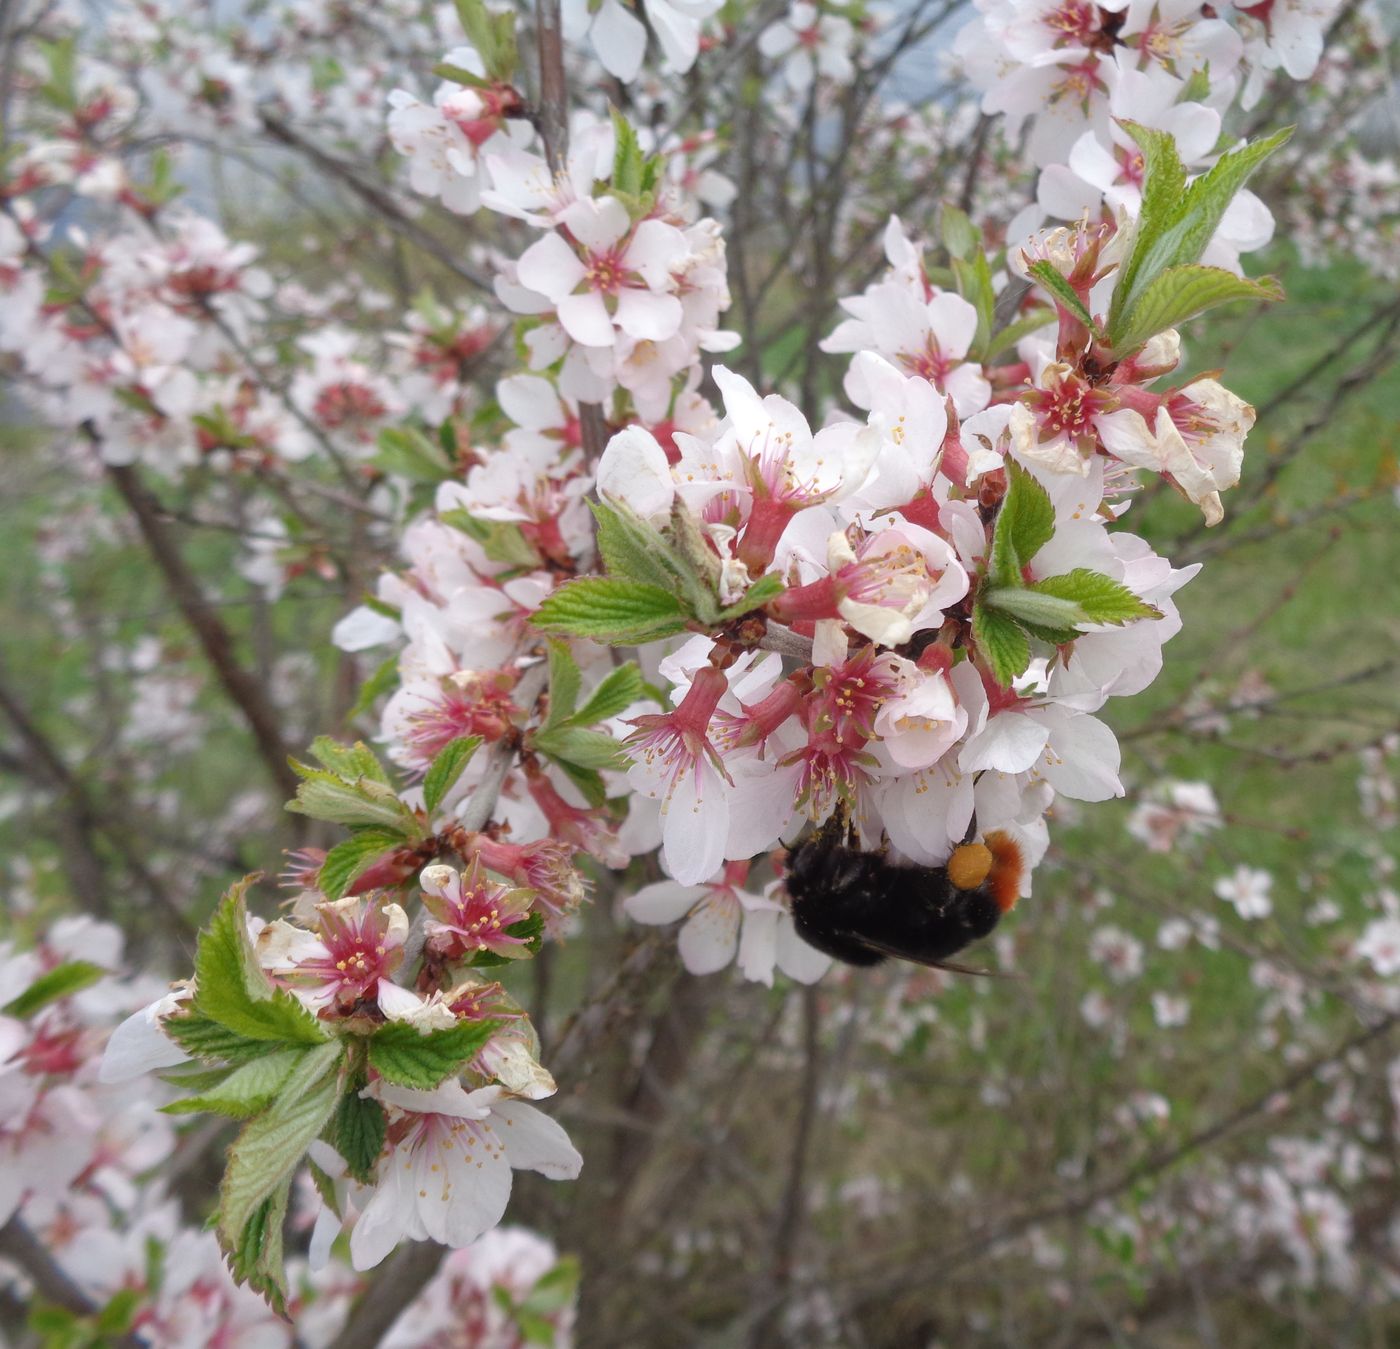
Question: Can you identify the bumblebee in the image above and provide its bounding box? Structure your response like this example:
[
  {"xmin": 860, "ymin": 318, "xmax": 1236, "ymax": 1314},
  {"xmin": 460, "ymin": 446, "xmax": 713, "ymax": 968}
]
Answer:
[{"xmin": 785, "ymin": 813, "xmax": 1024, "ymax": 970}]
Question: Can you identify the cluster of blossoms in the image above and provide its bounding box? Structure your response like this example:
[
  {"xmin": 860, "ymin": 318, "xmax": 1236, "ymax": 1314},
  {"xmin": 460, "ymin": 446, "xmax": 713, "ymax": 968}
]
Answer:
[
  {"xmin": 2, "ymin": 0, "xmax": 1396, "ymax": 1325},
  {"xmin": 0, "ymin": 922, "xmax": 577, "ymax": 1342}
]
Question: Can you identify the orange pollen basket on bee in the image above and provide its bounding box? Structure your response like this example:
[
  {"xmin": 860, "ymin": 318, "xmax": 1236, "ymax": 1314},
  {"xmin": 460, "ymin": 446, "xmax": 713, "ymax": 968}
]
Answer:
[
  {"xmin": 946, "ymin": 833, "xmax": 1023, "ymax": 913},
  {"xmin": 983, "ymin": 831, "xmax": 1024, "ymax": 913}
]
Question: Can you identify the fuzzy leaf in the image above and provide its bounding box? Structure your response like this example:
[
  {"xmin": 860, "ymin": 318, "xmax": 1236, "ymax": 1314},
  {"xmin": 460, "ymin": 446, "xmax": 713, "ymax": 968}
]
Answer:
[
  {"xmin": 227, "ymin": 1177, "xmax": 293, "ymax": 1317},
  {"xmin": 543, "ymin": 639, "xmax": 582, "ymax": 730},
  {"xmin": 716, "ymin": 571, "xmax": 786, "ymax": 621},
  {"xmin": 423, "ymin": 735, "xmax": 483, "ymax": 814},
  {"xmin": 531, "ymin": 725, "xmax": 629, "ymax": 771},
  {"xmin": 589, "ymin": 500, "xmax": 690, "ymax": 592},
  {"xmin": 568, "ymin": 664, "xmax": 645, "ymax": 726},
  {"xmin": 1025, "ymin": 261, "xmax": 1097, "ymax": 332},
  {"xmin": 163, "ymin": 1047, "xmax": 308, "ymax": 1119},
  {"xmin": 990, "ymin": 461, "xmax": 1055, "ymax": 586},
  {"xmin": 164, "ymin": 1013, "xmax": 272, "ymax": 1065},
  {"xmin": 973, "ymin": 604, "xmax": 1031, "ymax": 688},
  {"xmin": 1031, "ymin": 569, "xmax": 1163, "ymax": 625},
  {"xmin": 532, "ymin": 578, "xmax": 691, "ymax": 644},
  {"xmin": 1109, "ymin": 264, "xmax": 1282, "ymax": 356},
  {"xmin": 348, "ymin": 654, "xmax": 399, "ymax": 721},
  {"xmin": 2, "ymin": 961, "xmax": 105, "ymax": 1018},
  {"xmin": 439, "ymin": 508, "xmax": 542, "ymax": 569},
  {"xmin": 330, "ymin": 1091, "xmax": 387, "ymax": 1184},
  {"xmin": 1109, "ymin": 123, "xmax": 1291, "ymax": 343},
  {"xmin": 981, "ymin": 585, "xmax": 1087, "ymax": 630},
  {"xmin": 217, "ymin": 1040, "xmax": 343, "ymax": 1259},
  {"xmin": 318, "ymin": 829, "xmax": 406, "ymax": 901},
  {"xmin": 192, "ymin": 881, "xmax": 330, "ymax": 1046},
  {"xmin": 374, "ymin": 426, "xmax": 454, "ymax": 484},
  {"xmin": 367, "ymin": 1018, "xmax": 503, "ymax": 1090},
  {"xmin": 288, "ymin": 769, "xmax": 420, "ymax": 833},
  {"xmin": 307, "ymin": 738, "xmax": 390, "ymax": 785}
]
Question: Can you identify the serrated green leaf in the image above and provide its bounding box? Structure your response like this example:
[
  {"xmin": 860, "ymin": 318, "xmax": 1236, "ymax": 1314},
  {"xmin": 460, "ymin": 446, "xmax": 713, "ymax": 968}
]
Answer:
[
  {"xmin": 612, "ymin": 109, "xmax": 645, "ymax": 198},
  {"xmin": 568, "ymin": 664, "xmax": 645, "ymax": 726},
  {"xmin": 590, "ymin": 499, "xmax": 689, "ymax": 591},
  {"xmin": 973, "ymin": 604, "xmax": 1031, "ymax": 688},
  {"xmin": 164, "ymin": 1012, "xmax": 271, "ymax": 1064},
  {"xmin": 1024, "ymin": 261, "xmax": 1096, "ymax": 332},
  {"xmin": 367, "ymin": 1018, "xmax": 502, "ymax": 1090},
  {"xmin": 423, "ymin": 735, "xmax": 483, "ymax": 814},
  {"xmin": 1109, "ymin": 264, "xmax": 1282, "ymax": 356},
  {"xmin": 288, "ymin": 770, "xmax": 420, "ymax": 833},
  {"xmin": 990, "ymin": 461, "xmax": 1055, "ymax": 586},
  {"xmin": 2, "ymin": 960, "xmax": 105, "ymax": 1018},
  {"xmin": 531, "ymin": 725, "xmax": 628, "ymax": 771},
  {"xmin": 218, "ymin": 1040, "xmax": 343, "ymax": 1265},
  {"xmin": 532, "ymin": 578, "xmax": 691, "ymax": 644},
  {"xmin": 1108, "ymin": 123, "xmax": 1291, "ymax": 344},
  {"xmin": 227, "ymin": 1175, "xmax": 293, "ymax": 1317},
  {"xmin": 1031, "ymin": 569, "xmax": 1163, "ymax": 625},
  {"xmin": 667, "ymin": 498, "xmax": 726, "ymax": 623},
  {"xmin": 308, "ymin": 738, "xmax": 390, "ymax": 785},
  {"xmin": 318, "ymin": 828, "xmax": 406, "ymax": 901},
  {"xmin": 163, "ymin": 1047, "xmax": 308, "ymax": 1119},
  {"xmin": 192, "ymin": 881, "xmax": 331, "ymax": 1046},
  {"xmin": 982, "ymin": 585, "xmax": 1087, "ymax": 630},
  {"xmin": 716, "ymin": 571, "xmax": 786, "ymax": 621},
  {"xmin": 330, "ymin": 1091, "xmax": 387, "ymax": 1184},
  {"xmin": 543, "ymin": 639, "xmax": 582, "ymax": 730}
]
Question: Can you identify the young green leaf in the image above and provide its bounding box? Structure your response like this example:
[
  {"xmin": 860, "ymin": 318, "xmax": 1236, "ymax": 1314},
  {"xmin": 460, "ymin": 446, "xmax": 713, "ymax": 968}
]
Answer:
[
  {"xmin": 217, "ymin": 1039, "xmax": 343, "ymax": 1263},
  {"xmin": 307, "ymin": 737, "xmax": 390, "ymax": 786},
  {"xmin": 941, "ymin": 204, "xmax": 979, "ymax": 262},
  {"xmin": 990, "ymin": 461, "xmax": 1055, "ymax": 587},
  {"xmin": 423, "ymin": 735, "xmax": 484, "ymax": 814},
  {"xmin": 348, "ymin": 654, "xmax": 399, "ymax": 721},
  {"xmin": 568, "ymin": 663, "xmax": 646, "ymax": 726},
  {"xmin": 164, "ymin": 1012, "xmax": 272, "ymax": 1065},
  {"xmin": 981, "ymin": 585, "xmax": 1088, "ymax": 630},
  {"xmin": 318, "ymin": 828, "xmax": 406, "ymax": 901},
  {"xmin": 982, "ymin": 306, "xmax": 1055, "ymax": 361},
  {"xmin": 288, "ymin": 769, "xmax": 421, "ymax": 834},
  {"xmin": 1030, "ymin": 569, "xmax": 1162, "ymax": 624},
  {"xmin": 373, "ymin": 426, "xmax": 454, "ymax": 483},
  {"xmin": 1108, "ymin": 264, "xmax": 1282, "ymax": 356},
  {"xmin": 588, "ymin": 500, "xmax": 690, "ymax": 592},
  {"xmin": 330, "ymin": 1091, "xmax": 388, "ymax": 1184},
  {"xmin": 162, "ymin": 1047, "xmax": 309, "ymax": 1120},
  {"xmin": 228, "ymin": 1177, "xmax": 293, "ymax": 1317},
  {"xmin": 531, "ymin": 725, "xmax": 629, "ymax": 771},
  {"xmin": 1024, "ymin": 260, "xmax": 1097, "ymax": 332},
  {"xmin": 439, "ymin": 508, "xmax": 542, "ymax": 568},
  {"xmin": 192, "ymin": 881, "xmax": 330, "ymax": 1046},
  {"xmin": 367, "ymin": 1018, "xmax": 503, "ymax": 1090},
  {"xmin": 973, "ymin": 603, "xmax": 1031, "ymax": 688},
  {"xmin": 532, "ymin": 578, "xmax": 691, "ymax": 644},
  {"xmin": 1108, "ymin": 122, "xmax": 1292, "ymax": 347},
  {"xmin": 543, "ymin": 639, "xmax": 582, "ymax": 730},
  {"xmin": 715, "ymin": 571, "xmax": 787, "ymax": 621},
  {"xmin": 2, "ymin": 960, "xmax": 105, "ymax": 1018}
]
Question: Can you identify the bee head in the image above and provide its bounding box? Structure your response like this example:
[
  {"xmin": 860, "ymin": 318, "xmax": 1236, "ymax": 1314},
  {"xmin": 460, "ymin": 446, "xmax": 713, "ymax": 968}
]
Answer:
[{"xmin": 947, "ymin": 831, "xmax": 1024, "ymax": 913}]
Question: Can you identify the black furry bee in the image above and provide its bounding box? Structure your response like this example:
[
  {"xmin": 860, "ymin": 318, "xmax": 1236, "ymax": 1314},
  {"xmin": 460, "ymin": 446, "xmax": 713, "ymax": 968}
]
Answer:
[{"xmin": 785, "ymin": 813, "xmax": 1023, "ymax": 970}]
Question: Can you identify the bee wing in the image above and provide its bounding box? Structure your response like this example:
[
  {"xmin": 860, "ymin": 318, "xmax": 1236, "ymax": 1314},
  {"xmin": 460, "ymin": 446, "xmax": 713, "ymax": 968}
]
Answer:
[{"xmin": 845, "ymin": 935, "xmax": 1011, "ymax": 978}]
